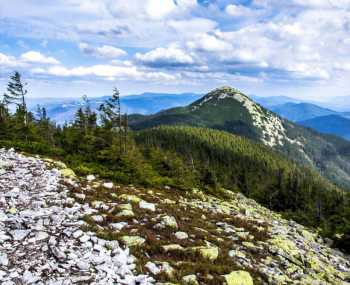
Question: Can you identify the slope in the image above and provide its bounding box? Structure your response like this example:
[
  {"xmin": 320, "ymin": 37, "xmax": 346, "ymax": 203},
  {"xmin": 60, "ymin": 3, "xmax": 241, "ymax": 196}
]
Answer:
[{"xmin": 2, "ymin": 148, "xmax": 349, "ymax": 284}]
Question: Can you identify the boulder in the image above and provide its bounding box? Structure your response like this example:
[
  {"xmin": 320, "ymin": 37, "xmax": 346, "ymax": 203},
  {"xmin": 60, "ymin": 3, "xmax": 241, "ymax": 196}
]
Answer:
[
  {"xmin": 192, "ymin": 246, "xmax": 219, "ymax": 261},
  {"xmin": 175, "ymin": 231, "xmax": 189, "ymax": 240},
  {"xmin": 59, "ymin": 168, "xmax": 76, "ymax": 178},
  {"xmin": 139, "ymin": 200, "xmax": 156, "ymax": 212},
  {"xmin": 224, "ymin": 271, "xmax": 253, "ymax": 285},
  {"xmin": 121, "ymin": 236, "xmax": 145, "ymax": 247},
  {"xmin": 182, "ymin": 274, "xmax": 199, "ymax": 285}
]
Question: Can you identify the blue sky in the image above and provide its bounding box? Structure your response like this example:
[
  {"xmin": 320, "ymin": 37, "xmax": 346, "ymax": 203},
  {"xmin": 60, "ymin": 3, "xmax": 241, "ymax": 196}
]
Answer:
[{"xmin": 0, "ymin": 0, "xmax": 350, "ymax": 100}]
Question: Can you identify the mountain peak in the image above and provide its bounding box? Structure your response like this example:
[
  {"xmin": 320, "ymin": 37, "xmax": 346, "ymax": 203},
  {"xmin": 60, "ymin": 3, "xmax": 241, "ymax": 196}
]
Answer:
[{"xmin": 190, "ymin": 86, "xmax": 251, "ymax": 110}]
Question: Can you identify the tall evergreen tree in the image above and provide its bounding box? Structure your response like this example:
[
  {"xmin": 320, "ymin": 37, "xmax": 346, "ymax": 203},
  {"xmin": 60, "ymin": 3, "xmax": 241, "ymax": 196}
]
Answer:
[
  {"xmin": 3, "ymin": 71, "xmax": 28, "ymax": 126},
  {"xmin": 99, "ymin": 88, "xmax": 121, "ymax": 130}
]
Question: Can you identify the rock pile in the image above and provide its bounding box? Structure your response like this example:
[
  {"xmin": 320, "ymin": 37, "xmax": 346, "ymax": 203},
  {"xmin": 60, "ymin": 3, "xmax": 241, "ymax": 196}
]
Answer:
[{"xmin": 0, "ymin": 149, "xmax": 153, "ymax": 284}]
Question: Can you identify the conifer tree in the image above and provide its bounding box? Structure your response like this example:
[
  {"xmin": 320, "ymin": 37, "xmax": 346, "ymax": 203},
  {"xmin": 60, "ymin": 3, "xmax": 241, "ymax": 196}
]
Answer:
[{"xmin": 3, "ymin": 71, "xmax": 28, "ymax": 126}]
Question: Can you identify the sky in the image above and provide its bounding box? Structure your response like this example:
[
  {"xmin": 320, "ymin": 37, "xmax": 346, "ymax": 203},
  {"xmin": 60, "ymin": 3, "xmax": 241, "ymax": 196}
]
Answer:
[{"xmin": 0, "ymin": 0, "xmax": 350, "ymax": 100}]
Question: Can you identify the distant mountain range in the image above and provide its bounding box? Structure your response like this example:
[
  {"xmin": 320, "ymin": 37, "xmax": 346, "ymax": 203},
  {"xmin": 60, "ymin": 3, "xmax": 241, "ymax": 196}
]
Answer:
[
  {"xmin": 271, "ymin": 102, "xmax": 339, "ymax": 122},
  {"xmin": 27, "ymin": 91, "xmax": 350, "ymax": 141},
  {"xmin": 251, "ymin": 95, "xmax": 302, "ymax": 108},
  {"xmin": 27, "ymin": 92, "xmax": 201, "ymax": 124},
  {"xmin": 299, "ymin": 115, "xmax": 350, "ymax": 140}
]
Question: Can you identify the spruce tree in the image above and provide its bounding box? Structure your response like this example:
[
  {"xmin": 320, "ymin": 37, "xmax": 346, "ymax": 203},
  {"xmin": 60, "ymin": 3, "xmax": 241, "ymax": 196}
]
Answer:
[{"xmin": 3, "ymin": 71, "xmax": 28, "ymax": 127}]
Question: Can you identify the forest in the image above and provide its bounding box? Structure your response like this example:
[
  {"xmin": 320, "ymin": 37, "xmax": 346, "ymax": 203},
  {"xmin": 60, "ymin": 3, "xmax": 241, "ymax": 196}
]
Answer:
[{"xmin": 0, "ymin": 71, "xmax": 349, "ymax": 253}]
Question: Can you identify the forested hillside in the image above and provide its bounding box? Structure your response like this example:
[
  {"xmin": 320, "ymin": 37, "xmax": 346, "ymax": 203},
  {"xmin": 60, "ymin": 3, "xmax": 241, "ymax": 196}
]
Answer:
[
  {"xmin": 130, "ymin": 86, "xmax": 350, "ymax": 190},
  {"xmin": 0, "ymin": 72, "xmax": 349, "ymax": 253}
]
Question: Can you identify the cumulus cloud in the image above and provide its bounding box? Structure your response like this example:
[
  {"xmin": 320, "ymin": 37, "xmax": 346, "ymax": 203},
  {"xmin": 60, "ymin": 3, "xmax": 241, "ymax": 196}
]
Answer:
[
  {"xmin": 135, "ymin": 46, "xmax": 195, "ymax": 68},
  {"xmin": 225, "ymin": 4, "xmax": 256, "ymax": 17},
  {"xmin": 0, "ymin": 53, "xmax": 20, "ymax": 67},
  {"xmin": 79, "ymin": 43, "xmax": 127, "ymax": 58},
  {"xmin": 2, "ymin": 0, "xmax": 350, "ymax": 97},
  {"xmin": 31, "ymin": 63, "xmax": 177, "ymax": 81},
  {"xmin": 20, "ymin": 51, "xmax": 60, "ymax": 64},
  {"xmin": 187, "ymin": 34, "xmax": 232, "ymax": 52}
]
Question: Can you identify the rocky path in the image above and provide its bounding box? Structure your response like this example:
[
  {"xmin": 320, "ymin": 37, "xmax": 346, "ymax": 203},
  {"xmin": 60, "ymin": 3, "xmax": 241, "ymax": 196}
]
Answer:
[{"xmin": 0, "ymin": 149, "xmax": 153, "ymax": 285}]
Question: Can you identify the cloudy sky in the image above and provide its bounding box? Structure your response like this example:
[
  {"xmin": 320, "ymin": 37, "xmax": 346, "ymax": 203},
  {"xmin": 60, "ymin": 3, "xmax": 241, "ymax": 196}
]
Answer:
[{"xmin": 0, "ymin": 0, "xmax": 350, "ymax": 99}]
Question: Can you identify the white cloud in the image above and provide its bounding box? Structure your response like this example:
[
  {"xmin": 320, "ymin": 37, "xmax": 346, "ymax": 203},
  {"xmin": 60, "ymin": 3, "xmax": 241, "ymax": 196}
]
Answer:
[
  {"xmin": 79, "ymin": 43, "xmax": 127, "ymax": 58},
  {"xmin": 146, "ymin": 0, "xmax": 176, "ymax": 19},
  {"xmin": 31, "ymin": 63, "xmax": 177, "ymax": 81},
  {"xmin": 0, "ymin": 53, "xmax": 20, "ymax": 67},
  {"xmin": 20, "ymin": 51, "xmax": 60, "ymax": 64},
  {"xmin": 136, "ymin": 46, "xmax": 195, "ymax": 67},
  {"xmin": 187, "ymin": 34, "xmax": 232, "ymax": 52},
  {"xmin": 225, "ymin": 4, "xmax": 255, "ymax": 17}
]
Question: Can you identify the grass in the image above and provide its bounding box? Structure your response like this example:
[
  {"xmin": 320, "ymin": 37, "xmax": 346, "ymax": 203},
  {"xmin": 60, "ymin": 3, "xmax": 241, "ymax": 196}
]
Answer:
[{"xmin": 67, "ymin": 177, "xmax": 270, "ymax": 284}]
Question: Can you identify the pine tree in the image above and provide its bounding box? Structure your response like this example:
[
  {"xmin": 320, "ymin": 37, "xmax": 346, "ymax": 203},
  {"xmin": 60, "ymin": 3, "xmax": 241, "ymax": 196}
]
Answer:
[
  {"xmin": 99, "ymin": 88, "xmax": 124, "ymax": 154},
  {"xmin": 0, "ymin": 97, "xmax": 9, "ymax": 123},
  {"xmin": 3, "ymin": 71, "xmax": 28, "ymax": 127},
  {"xmin": 99, "ymin": 88, "xmax": 121, "ymax": 130}
]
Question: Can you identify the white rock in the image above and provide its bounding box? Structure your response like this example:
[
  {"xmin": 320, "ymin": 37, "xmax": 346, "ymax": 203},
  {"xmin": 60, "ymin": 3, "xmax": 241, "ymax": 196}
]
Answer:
[
  {"xmin": 139, "ymin": 200, "xmax": 156, "ymax": 212},
  {"xmin": 35, "ymin": 231, "xmax": 49, "ymax": 241},
  {"xmin": 10, "ymin": 230, "xmax": 31, "ymax": 241},
  {"xmin": 175, "ymin": 231, "xmax": 189, "ymax": 240},
  {"xmin": 145, "ymin": 261, "xmax": 161, "ymax": 275},
  {"xmin": 86, "ymin": 174, "xmax": 96, "ymax": 181},
  {"xmin": 110, "ymin": 222, "xmax": 128, "ymax": 231},
  {"xmin": 0, "ymin": 253, "xmax": 8, "ymax": 266},
  {"xmin": 74, "ymin": 193, "xmax": 86, "ymax": 200},
  {"xmin": 22, "ymin": 270, "xmax": 40, "ymax": 284},
  {"xmin": 79, "ymin": 234, "xmax": 90, "ymax": 243},
  {"xmin": 103, "ymin": 182, "xmax": 114, "ymax": 189},
  {"xmin": 91, "ymin": 215, "xmax": 104, "ymax": 223}
]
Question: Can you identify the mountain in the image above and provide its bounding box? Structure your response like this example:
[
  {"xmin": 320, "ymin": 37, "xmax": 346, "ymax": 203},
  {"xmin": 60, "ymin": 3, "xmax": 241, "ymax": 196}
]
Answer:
[
  {"xmin": 299, "ymin": 115, "xmax": 350, "ymax": 140},
  {"xmin": 271, "ymin": 102, "xmax": 339, "ymax": 122},
  {"xmin": 27, "ymin": 92, "xmax": 201, "ymax": 124},
  {"xmin": 130, "ymin": 86, "xmax": 350, "ymax": 190},
  {"xmin": 251, "ymin": 95, "xmax": 302, "ymax": 108}
]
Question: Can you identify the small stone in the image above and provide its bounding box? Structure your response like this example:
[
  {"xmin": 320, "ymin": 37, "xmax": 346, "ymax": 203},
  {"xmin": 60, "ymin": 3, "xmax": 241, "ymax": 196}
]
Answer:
[
  {"xmin": 86, "ymin": 174, "xmax": 96, "ymax": 181},
  {"xmin": 119, "ymin": 194, "xmax": 141, "ymax": 203},
  {"xmin": 121, "ymin": 236, "xmax": 145, "ymax": 247},
  {"xmin": 22, "ymin": 270, "xmax": 40, "ymax": 284},
  {"xmin": 117, "ymin": 210, "xmax": 134, "ymax": 217},
  {"xmin": 0, "ymin": 253, "xmax": 8, "ymax": 266},
  {"xmin": 74, "ymin": 193, "xmax": 86, "ymax": 200},
  {"xmin": 72, "ymin": 230, "xmax": 83, "ymax": 239},
  {"xmin": 161, "ymin": 215, "xmax": 178, "ymax": 229},
  {"xmin": 162, "ymin": 244, "xmax": 185, "ymax": 252},
  {"xmin": 182, "ymin": 274, "xmax": 199, "ymax": 285},
  {"xmin": 80, "ymin": 234, "xmax": 90, "ymax": 243},
  {"xmin": 224, "ymin": 271, "xmax": 253, "ymax": 285},
  {"xmin": 139, "ymin": 200, "xmax": 156, "ymax": 212},
  {"xmin": 145, "ymin": 262, "xmax": 161, "ymax": 275},
  {"xmin": 109, "ymin": 222, "xmax": 128, "ymax": 231},
  {"xmin": 77, "ymin": 261, "xmax": 90, "ymax": 270},
  {"xmin": 10, "ymin": 230, "xmax": 30, "ymax": 241},
  {"xmin": 192, "ymin": 246, "xmax": 219, "ymax": 261},
  {"xmin": 35, "ymin": 231, "xmax": 49, "ymax": 241},
  {"xmin": 8, "ymin": 207, "xmax": 17, "ymax": 214},
  {"xmin": 175, "ymin": 231, "xmax": 188, "ymax": 240},
  {"xmin": 91, "ymin": 215, "xmax": 104, "ymax": 223},
  {"xmin": 103, "ymin": 182, "xmax": 114, "ymax": 189}
]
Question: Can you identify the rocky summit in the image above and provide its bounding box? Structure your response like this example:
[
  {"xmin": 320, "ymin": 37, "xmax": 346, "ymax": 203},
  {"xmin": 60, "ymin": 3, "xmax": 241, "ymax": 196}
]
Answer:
[{"xmin": 0, "ymin": 148, "xmax": 350, "ymax": 284}]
